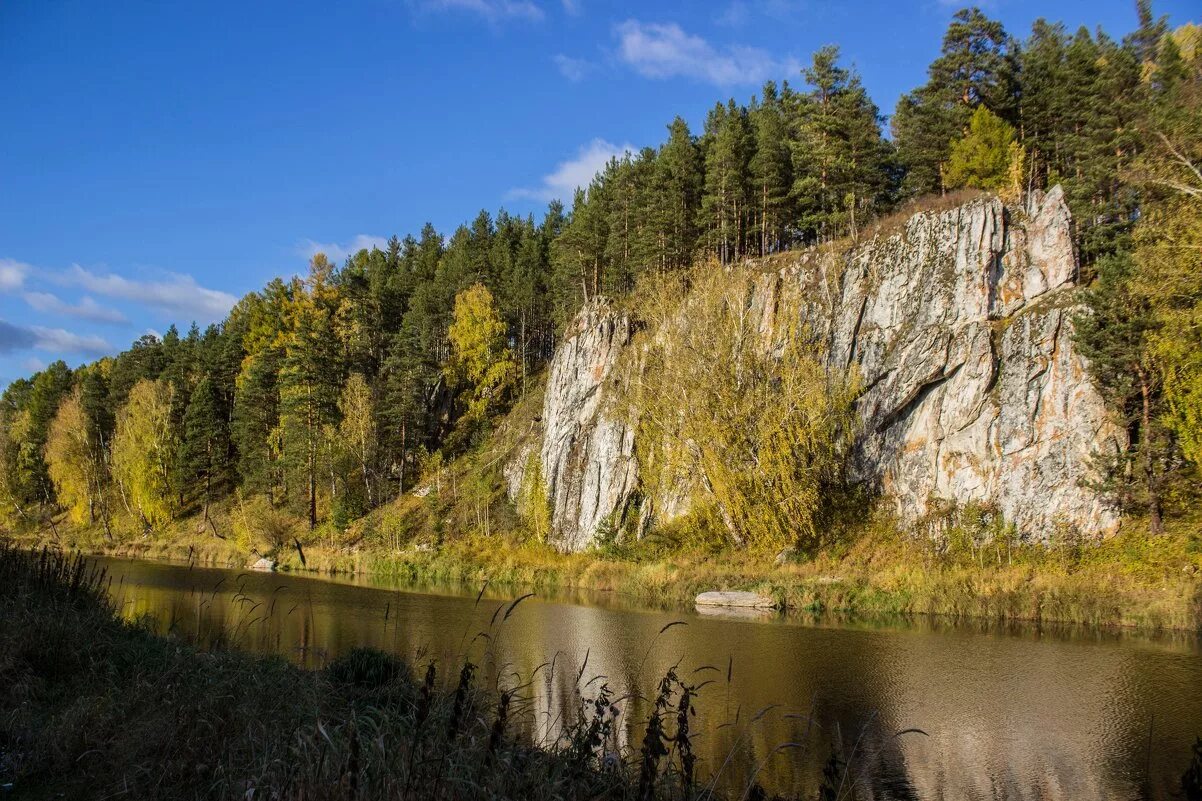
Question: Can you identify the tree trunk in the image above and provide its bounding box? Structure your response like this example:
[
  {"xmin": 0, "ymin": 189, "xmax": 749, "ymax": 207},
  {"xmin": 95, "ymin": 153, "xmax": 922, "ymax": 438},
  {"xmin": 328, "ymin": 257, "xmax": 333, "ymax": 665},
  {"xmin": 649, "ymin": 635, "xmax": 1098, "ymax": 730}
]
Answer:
[{"xmin": 1138, "ymin": 368, "xmax": 1164, "ymax": 535}]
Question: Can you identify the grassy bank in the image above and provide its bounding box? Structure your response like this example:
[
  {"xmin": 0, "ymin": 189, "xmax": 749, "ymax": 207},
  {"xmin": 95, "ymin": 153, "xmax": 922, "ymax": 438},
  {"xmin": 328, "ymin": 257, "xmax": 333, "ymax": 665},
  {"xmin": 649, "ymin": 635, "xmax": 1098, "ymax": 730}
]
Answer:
[{"xmin": 8, "ymin": 503, "xmax": 1201, "ymax": 631}]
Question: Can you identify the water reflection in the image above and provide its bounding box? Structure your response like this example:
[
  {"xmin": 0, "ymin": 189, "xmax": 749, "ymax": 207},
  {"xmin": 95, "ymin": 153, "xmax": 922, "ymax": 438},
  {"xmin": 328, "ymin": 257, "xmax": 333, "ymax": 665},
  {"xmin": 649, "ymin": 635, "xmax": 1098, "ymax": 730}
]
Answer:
[{"xmin": 99, "ymin": 556, "xmax": 1202, "ymax": 800}]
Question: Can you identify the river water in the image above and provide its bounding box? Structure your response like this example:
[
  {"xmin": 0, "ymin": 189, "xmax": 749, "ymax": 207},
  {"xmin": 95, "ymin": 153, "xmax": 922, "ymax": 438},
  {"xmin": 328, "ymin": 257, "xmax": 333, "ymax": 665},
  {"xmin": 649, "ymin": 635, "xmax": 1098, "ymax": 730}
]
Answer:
[{"xmin": 95, "ymin": 555, "xmax": 1202, "ymax": 800}]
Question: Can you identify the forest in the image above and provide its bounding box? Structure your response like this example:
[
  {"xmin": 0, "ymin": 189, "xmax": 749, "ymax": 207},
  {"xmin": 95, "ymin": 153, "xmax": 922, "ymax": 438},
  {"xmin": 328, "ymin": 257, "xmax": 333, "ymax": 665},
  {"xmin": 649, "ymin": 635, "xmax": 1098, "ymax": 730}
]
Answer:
[{"xmin": 1, "ymin": 3, "xmax": 1200, "ymax": 549}]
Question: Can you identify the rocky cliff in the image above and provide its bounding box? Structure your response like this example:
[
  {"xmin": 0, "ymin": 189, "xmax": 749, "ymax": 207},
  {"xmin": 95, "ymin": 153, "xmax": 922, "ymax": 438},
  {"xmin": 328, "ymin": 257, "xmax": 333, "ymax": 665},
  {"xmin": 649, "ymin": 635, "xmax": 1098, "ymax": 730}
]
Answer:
[{"xmin": 511, "ymin": 188, "xmax": 1125, "ymax": 551}]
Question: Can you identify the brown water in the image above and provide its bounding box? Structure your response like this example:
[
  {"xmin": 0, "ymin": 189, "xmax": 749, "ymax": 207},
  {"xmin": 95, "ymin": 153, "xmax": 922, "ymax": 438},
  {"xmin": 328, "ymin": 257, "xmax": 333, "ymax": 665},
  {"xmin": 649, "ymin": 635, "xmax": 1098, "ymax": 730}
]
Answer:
[{"xmin": 97, "ymin": 555, "xmax": 1202, "ymax": 800}]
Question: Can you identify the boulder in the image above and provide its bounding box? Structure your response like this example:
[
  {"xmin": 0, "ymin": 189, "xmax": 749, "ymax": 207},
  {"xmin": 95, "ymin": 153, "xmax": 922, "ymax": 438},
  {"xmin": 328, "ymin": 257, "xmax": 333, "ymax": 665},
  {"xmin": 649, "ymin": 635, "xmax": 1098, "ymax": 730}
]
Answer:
[{"xmin": 694, "ymin": 591, "xmax": 777, "ymax": 609}]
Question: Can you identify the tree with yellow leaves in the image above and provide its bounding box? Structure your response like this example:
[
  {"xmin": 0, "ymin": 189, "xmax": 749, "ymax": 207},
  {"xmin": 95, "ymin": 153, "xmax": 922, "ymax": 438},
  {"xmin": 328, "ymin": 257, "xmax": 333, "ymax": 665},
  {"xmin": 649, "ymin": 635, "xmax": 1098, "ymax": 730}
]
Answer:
[
  {"xmin": 625, "ymin": 265, "xmax": 860, "ymax": 553},
  {"xmin": 111, "ymin": 378, "xmax": 178, "ymax": 528},
  {"xmin": 445, "ymin": 283, "xmax": 518, "ymax": 446},
  {"xmin": 44, "ymin": 388, "xmax": 100, "ymax": 527}
]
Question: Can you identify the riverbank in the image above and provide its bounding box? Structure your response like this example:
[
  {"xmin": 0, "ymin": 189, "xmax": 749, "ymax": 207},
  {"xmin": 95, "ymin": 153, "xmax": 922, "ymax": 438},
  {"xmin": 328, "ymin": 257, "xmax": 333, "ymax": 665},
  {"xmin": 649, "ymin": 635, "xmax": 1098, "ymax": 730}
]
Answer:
[
  {"xmin": 8, "ymin": 508, "xmax": 1201, "ymax": 631},
  {"xmin": 3, "ymin": 545, "xmax": 843, "ymax": 800}
]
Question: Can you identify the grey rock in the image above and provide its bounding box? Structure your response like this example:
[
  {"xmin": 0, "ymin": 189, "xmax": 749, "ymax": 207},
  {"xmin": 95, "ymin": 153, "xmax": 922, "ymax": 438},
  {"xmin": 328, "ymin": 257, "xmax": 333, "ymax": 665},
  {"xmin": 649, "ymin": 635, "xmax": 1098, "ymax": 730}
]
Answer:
[
  {"xmin": 249, "ymin": 557, "xmax": 275, "ymax": 572},
  {"xmin": 534, "ymin": 299, "xmax": 638, "ymax": 552},
  {"xmin": 695, "ymin": 590, "xmax": 777, "ymax": 609}
]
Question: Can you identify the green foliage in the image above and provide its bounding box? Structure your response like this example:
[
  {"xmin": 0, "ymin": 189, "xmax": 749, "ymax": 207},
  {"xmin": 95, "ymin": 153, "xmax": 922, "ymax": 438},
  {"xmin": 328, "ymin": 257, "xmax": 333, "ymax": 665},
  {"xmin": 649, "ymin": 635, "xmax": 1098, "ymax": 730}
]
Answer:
[{"xmin": 893, "ymin": 7, "xmax": 1015, "ymax": 195}]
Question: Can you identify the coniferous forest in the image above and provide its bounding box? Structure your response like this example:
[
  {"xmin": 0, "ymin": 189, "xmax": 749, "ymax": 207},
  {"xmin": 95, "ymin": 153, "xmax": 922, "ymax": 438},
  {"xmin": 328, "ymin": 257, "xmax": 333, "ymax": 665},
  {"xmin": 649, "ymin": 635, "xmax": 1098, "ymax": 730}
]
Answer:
[{"xmin": 2, "ymin": 4, "xmax": 1200, "ymax": 557}]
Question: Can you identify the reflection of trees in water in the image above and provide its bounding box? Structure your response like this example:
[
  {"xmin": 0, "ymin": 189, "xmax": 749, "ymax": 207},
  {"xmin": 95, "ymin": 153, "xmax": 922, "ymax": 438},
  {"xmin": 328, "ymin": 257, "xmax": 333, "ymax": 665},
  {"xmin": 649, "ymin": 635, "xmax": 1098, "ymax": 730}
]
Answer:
[{"xmin": 103, "ymin": 558, "xmax": 1202, "ymax": 801}]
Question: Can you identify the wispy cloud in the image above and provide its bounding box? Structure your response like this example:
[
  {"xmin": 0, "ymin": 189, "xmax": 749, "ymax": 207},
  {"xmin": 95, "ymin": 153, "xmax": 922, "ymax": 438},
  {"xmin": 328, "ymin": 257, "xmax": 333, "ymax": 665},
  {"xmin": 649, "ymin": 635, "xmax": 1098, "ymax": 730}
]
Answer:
[
  {"xmin": 508, "ymin": 138, "xmax": 636, "ymax": 202},
  {"xmin": 417, "ymin": 0, "xmax": 544, "ymax": 22},
  {"xmin": 62, "ymin": 265, "xmax": 237, "ymax": 322},
  {"xmin": 561, "ymin": 0, "xmax": 581, "ymax": 15},
  {"xmin": 0, "ymin": 258, "xmax": 28, "ymax": 291},
  {"xmin": 716, "ymin": 0, "xmax": 805, "ymax": 27},
  {"xmin": 298, "ymin": 234, "xmax": 389, "ymax": 263},
  {"xmin": 23, "ymin": 291, "xmax": 129, "ymax": 325},
  {"xmin": 0, "ymin": 318, "xmax": 110, "ymax": 357},
  {"xmin": 554, "ymin": 53, "xmax": 591, "ymax": 81},
  {"xmin": 614, "ymin": 19, "xmax": 797, "ymax": 86}
]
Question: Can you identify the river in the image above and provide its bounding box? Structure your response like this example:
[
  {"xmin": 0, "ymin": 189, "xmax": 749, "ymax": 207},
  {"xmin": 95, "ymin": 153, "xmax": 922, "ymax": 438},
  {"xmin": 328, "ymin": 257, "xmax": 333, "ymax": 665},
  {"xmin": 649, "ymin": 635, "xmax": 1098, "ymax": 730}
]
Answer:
[{"xmin": 95, "ymin": 555, "xmax": 1202, "ymax": 800}]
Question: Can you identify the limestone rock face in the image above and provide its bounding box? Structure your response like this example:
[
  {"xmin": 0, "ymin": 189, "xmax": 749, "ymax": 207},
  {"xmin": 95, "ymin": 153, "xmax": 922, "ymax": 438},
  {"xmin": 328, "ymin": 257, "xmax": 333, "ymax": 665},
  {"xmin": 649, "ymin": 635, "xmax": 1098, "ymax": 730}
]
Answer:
[
  {"xmin": 511, "ymin": 187, "xmax": 1123, "ymax": 550},
  {"xmin": 841, "ymin": 187, "xmax": 1122, "ymax": 536},
  {"xmin": 535, "ymin": 300, "xmax": 638, "ymax": 552}
]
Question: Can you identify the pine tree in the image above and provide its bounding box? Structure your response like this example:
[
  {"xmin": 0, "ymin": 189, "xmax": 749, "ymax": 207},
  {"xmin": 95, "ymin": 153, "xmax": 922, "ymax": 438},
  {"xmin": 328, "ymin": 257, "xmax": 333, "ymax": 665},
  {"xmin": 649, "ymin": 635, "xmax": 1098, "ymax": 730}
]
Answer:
[
  {"xmin": 650, "ymin": 117, "xmax": 703, "ymax": 272},
  {"xmin": 279, "ymin": 264, "xmax": 343, "ymax": 529},
  {"xmin": 700, "ymin": 100, "xmax": 752, "ymax": 264},
  {"xmin": 791, "ymin": 46, "xmax": 893, "ymax": 240},
  {"xmin": 181, "ymin": 374, "xmax": 228, "ymax": 526},
  {"xmin": 893, "ymin": 8, "xmax": 1014, "ymax": 196},
  {"xmin": 1075, "ymin": 253, "xmax": 1169, "ymax": 534},
  {"xmin": 749, "ymin": 81, "xmax": 793, "ymax": 255}
]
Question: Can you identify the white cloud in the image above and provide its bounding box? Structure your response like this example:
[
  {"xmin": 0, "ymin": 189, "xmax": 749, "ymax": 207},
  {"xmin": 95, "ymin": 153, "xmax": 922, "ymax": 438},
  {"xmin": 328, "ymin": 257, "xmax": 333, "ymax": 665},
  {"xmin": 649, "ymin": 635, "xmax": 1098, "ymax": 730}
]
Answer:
[
  {"xmin": 23, "ymin": 291, "xmax": 129, "ymax": 325},
  {"xmin": 29, "ymin": 326, "xmax": 111, "ymax": 356},
  {"xmin": 508, "ymin": 138, "xmax": 636, "ymax": 202},
  {"xmin": 0, "ymin": 258, "xmax": 29, "ymax": 291},
  {"xmin": 298, "ymin": 234, "xmax": 389, "ymax": 263},
  {"xmin": 418, "ymin": 0, "xmax": 544, "ymax": 21},
  {"xmin": 561, "ymin": 0, "xmax": 581, "ymax": 14},
  {"xmin": 554, "ymin": 53, "xmax": 591, "ymax": 81},
  {"xmin": 614, "ymin": 19, "xmax": 797, "ymax": 86},
  {"xmin": 21, "ymin": 356, "xmax": 46, "ymax": 372},
  {"xmin": 62, "ymin": 265, "xmax": 237, "ymax": 322},
  {"xmin": 0, "ymin": 318, "xmax": 110, "ymax": 357}
]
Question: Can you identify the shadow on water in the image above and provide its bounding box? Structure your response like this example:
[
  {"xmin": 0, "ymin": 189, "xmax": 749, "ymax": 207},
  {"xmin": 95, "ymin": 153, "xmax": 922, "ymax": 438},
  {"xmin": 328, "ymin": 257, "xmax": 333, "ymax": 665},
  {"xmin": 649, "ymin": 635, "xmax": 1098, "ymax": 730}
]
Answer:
[{"xmin": 98, "ymin": 555, "xmax": 1202, "ymax": 800}]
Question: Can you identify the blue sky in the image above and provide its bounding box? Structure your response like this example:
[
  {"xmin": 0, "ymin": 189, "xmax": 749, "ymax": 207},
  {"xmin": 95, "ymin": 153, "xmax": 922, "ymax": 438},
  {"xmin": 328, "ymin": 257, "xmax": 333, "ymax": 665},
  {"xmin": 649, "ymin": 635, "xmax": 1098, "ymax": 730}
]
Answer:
[{"xmin": 1, "ymin": 0, "xmax": 1197, "ymax": 387}]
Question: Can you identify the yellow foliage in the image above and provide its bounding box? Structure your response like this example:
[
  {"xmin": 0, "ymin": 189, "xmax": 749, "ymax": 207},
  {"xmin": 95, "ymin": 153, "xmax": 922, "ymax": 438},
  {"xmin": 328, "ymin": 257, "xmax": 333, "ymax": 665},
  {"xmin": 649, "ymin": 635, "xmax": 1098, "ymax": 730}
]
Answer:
[
  {"xmin": 111, "ymin": 378, "xmax": 177, "ymax": 527},
  {"xmin": 446, "ymin": 284, "xmax": 518, "ymax": 425},
  {"xmin": 517, "ymin": 450, "xmax": 551, "ymax": 543},
  {"xmin": 623, "ymin": 264, "xmax": 861, "ymax": 553},
  {"xmin": 945, "ymin": 106, "xmax": 1018, "ymax": 193},
  {"xmin": 44, "ymin": 389, "xmax": 94, "ymax": 526}
]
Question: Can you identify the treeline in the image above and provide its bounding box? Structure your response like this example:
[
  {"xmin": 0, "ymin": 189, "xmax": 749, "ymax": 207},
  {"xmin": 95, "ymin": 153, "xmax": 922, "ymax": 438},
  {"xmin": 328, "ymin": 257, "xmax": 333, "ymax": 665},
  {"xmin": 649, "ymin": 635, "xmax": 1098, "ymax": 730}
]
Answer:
[{"xmin": 1, "ymin": 4, "xmax": 1199, "ymax": 541}]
